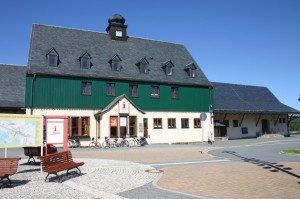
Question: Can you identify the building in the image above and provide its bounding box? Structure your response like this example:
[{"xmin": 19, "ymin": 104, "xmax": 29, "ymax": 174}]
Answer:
[
  {"xmin": 0, "ymin": 64, "xmax": 27, "ymax": 114},
  {"xmin": 25, "ymin": 14, "xmax": 214, "ymax": 145},
  {"xmin": 213, "ymin": 82, "xmax": 299, "ymax": 140},
  {"xmin": 1, "ymin": 14, "xmax": 298, "ymax": 144}
]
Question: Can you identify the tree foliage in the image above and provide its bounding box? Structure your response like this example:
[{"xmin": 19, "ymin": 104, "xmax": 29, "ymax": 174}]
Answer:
[{"xmin": 289, "ymin": 118, "xmax": 300, "ymax": 132}]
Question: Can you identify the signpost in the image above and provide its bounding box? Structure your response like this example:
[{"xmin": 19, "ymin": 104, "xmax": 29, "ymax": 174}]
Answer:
[{"xmin": 200, "ymin": 113, "xmax": 207, "ymax": 153}]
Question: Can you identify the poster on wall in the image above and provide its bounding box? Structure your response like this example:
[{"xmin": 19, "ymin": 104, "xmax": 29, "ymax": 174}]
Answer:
[
  {"xmin": 47, "ymin": 119, "xmax": 64, "ymax": 144},
  {"xmin": 0, "ymin": 114, "xmax": 43, "ymax": 148},
  {"xmin": 120, "ymin": 117, "xmax": 127, "ymax": 127},
  {"xmin": 139, "ymin": 123, "xmax": 144, "ymax": 133},
  {"xmin": 110, "ymin": 117, "xmax": 118, "ymax": 127}
]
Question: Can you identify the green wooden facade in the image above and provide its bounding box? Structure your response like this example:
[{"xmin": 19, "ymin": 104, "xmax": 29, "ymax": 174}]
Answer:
[{"xmin": 25, "ymin": 75, "xmax": 213, "ymax": 112}]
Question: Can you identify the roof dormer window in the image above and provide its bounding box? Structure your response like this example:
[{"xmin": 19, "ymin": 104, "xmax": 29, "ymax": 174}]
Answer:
[
  {"xmin": 46, "ymin": 48, "xmax": 60, "ymax": 67},
  {"xmin": 49, "ymin": 54, "xmax": 57, "ymax": 66},
  {"xmin": 162, "ymin": 60, "xmax": 174, "ymax": 76},
  {"xmin": 79, "ymin": 51, "xmax": 92, "ymax": 69},
  {"xmin": 166, "ymin": 66, "xmax": 173, "ymax": 76},
  {"xmin": 184, "ymin": 63, "xmax": 198, "ymax": 78},
  {"xmin": 136, "ymin": 57, "xmax": 149, "ymax": 74},
  {"xmin": 109, "ymin": 54, "xmax": 122, "ymax": 72}
]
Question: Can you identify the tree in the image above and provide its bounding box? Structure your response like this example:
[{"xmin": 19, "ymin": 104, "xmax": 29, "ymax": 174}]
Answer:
[{"xmin": 289, "ymin": 118, "xmax": 300, "ymax": 133}]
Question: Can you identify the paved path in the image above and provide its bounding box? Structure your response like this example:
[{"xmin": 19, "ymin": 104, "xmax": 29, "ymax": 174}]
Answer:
[{"xmin": 1, "ymin": 135, "xmax": 300, "ymax": 198}]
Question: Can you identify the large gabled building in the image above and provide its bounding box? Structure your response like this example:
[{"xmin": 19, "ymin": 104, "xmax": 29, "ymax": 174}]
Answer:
[
  {"xmin": 1, "ymin": 14, "xmax": 298, "ymax": 145},
  {"xmin": 25, "ymin": 14, "xmax": 214, "ymax": 145}
]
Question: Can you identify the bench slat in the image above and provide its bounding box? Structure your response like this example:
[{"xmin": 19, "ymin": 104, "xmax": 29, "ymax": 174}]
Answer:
[
  {"xmin": 0, "ymin": 157, "xmax": 21, "ymax": 187},
  {"xmin": 38, "ymin": 151, "xmax": 84, "ymax": 182}
]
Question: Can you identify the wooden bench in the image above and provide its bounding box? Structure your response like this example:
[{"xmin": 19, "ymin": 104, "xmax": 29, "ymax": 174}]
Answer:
[
  {"xmin": 0, "ymin": 157, "xmax": 21, "ymax": 187},
  {"xmin": 38, "ymin": 151, "xmax": 84, "ymax": 182},
  {"xmin": 23, "ymin": 145, "xmax": 57, "ymax": 163}
]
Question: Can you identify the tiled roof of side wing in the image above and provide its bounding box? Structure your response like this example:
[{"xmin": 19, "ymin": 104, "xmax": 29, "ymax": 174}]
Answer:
[
  {"xmin": 212, "ymin": 82, "xmax": 299, "ymax": 113},
  {"xmin": 27, "ymin": 24, "xmax": 212, "ymax": 87},
  {"xmin": 0, "ymin": 64, "xmax": 27, "ymax": 108}
]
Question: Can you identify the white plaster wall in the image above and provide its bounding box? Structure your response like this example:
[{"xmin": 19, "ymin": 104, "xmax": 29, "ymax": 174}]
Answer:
[
  {"xmin": 143, "ymin": 111, "xmax": 213, "ymax": 144},
  {"xmin": 27, "ymin": 108, "xmax": 214, "ymax": 145},
  {"xmin": 26, "ymin": 108, "xmax": 100, "ymax": 146},
  {"xmin": 98, "ymin": 99, "xmax": 145, "ymax": 143},
  {"xmin": 214, "ymin": 114, "xmax": 288, "ymax": 139}
]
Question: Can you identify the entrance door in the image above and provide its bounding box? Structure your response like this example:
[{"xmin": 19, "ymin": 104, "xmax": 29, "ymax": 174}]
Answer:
[
  {"xmin": 143, "ymin": 118, "xmax": 148, "ymax": 138},
  {"xmin": 129, "ymin": 116, "xmax": 136, "ymax": 137},
  {"xmin": 262, "ymin": 119, "xmax": 269, "ymax": 134}
]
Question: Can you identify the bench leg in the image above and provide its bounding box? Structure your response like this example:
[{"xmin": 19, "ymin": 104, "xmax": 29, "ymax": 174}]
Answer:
[
  {"xmin": 0, "ymin": 177, "xmax": 12, "ymax": 187},
  {"xmin": 28, "ymin": 156, "xmax": 35, "ymax": 163},
  {"xmin": 45, "ymin": 173, "xmax": 59, "ymax": 182},
  {"xmin": 67, "ymin": 167, "xmax": 82, "ymax": 175}
]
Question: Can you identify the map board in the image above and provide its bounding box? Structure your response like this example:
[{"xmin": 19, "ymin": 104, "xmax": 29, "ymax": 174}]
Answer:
[{"xmin": 0, "ymin": 114, "xmax": 43, "ymax": 148}]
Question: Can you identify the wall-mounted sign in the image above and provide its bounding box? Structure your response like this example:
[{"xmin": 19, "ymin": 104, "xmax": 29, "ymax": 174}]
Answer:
[
  {"xmin": 47, "ymin": 119, "xmax": 64, "ymax": 144},
  {"xmin": 119, "ymin": 100, "xmax": 129, "ymax": 114},
  {"xmin": 120, "ymin": 117, "xmax": 127, "ymax": 127},
  {"xmin": 110, "ymin": 117, "xmax": 118, "ymax": 127},
  {"xmin": 200, "ymin": 113, "xmax": 207, "ymax": 121}
]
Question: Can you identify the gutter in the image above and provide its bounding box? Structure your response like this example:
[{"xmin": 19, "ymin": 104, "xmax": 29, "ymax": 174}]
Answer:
[{"xmin": 30, "ymin": 74, "xmax": 36, "ymax": 115}]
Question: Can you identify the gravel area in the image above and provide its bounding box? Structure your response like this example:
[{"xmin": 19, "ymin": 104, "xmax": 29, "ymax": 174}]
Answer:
[{"xmin": 1, "ymin": 158, "xmax": 159, "ymax": 199}]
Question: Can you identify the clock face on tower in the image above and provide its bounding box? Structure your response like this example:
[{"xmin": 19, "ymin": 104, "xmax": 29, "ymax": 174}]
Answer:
[{"xmin": 116, "ymin": 30, "xmax": 122, "ymax": 37}]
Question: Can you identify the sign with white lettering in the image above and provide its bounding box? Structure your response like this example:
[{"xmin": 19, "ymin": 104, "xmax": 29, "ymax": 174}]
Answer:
[{"xmin": 120, "ymin": 117, "xmax": 127, "ymax": 127}]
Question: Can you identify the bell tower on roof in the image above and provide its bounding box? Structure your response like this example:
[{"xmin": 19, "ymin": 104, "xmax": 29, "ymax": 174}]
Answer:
[{"xmin": 106, "ymin": 14, "xmax": 128, "ymax": 41}]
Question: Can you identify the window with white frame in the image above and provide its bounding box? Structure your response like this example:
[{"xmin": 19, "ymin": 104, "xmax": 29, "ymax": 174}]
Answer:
[{"xmin": 154, "ymin": 118, "xmax": 162, "ymax": 129}]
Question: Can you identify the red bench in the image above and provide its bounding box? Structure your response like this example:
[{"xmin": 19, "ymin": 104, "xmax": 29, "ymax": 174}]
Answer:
[
  {"xmin": 0, "ymin": 157, "xmax": 21, "ymax": 187},
  {"xmin": 38, "ymin": 151, "xmax": 84, "ymax": 182},
  {"xmin": 23, "ymin": 144, "xmax": 57, "ymax": 163}
]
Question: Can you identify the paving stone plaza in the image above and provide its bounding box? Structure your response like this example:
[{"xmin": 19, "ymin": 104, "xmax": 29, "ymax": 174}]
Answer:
[{"xmin": 1, "ymin": 136, "xmax": 300, "ymax": 199}]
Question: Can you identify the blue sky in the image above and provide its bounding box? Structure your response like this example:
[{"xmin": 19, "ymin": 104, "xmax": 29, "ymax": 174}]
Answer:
[{"xmin": 1, "ymin": 0, "xmax": 299, "ymax": 110}]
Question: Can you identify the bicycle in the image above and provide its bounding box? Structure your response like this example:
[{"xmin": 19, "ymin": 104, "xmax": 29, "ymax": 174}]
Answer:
[
  {"xmin": 129, "ymin": 136, "xmax": 145, "ymax": 147},
  {"xmin": 68, "ymin": 136, "xmax": 81, "ymax": 148},
  {"xmin": 119, "ymin": 137, "xmax": 130, "ymax": 147},
  {"xmin": 89, "ymin": 137, "xmax": 101, "ymax": 148},
  {"xmin": 102, "ymin": 137, "xmax": 117, "ymax": 148}
]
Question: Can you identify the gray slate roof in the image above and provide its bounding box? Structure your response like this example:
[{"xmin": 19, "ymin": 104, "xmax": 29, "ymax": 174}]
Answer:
[
  {"xmin": 27, "ymin": 24, "xmax": 212, "ymax": 87},
  {"xmin": 0, "ymin": 64, "xmax": 27, "ymax": 108},
  {"xmin": 213, "ymin": 82, "xmax": 299, "ymax": 114}
]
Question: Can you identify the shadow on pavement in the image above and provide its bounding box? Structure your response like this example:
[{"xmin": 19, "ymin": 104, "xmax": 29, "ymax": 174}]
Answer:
[
  {"xmin": 0, "ymin": 180, "xmax": 30, "ymax": 189},
  {"xmin": 222, "ymin": 151, "xmax": 300, "ymax": 185}
]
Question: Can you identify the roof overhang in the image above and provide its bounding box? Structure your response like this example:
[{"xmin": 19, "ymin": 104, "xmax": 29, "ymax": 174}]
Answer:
[
  {"xmin": 214, "ymin": 109, "xmax": 300, "ymax": 115},
  {"xmin": 94, "ymin": 94, "xmax": 145, "ymax": 117}
]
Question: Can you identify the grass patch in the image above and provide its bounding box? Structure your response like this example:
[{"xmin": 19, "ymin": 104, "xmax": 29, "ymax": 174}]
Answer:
[{"xmin": 282, "ymin": 149, "xmax": 300, "ymax": 154}]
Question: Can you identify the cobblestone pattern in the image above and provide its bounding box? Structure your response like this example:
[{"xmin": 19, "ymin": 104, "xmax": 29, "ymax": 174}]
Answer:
[{"xmin": 0, "ymin": 158, "xmax": 159, "ymax": 199}]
